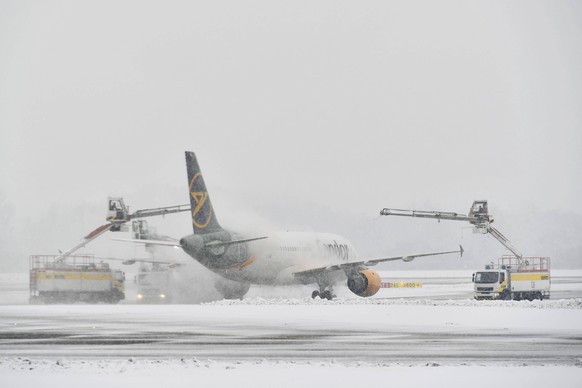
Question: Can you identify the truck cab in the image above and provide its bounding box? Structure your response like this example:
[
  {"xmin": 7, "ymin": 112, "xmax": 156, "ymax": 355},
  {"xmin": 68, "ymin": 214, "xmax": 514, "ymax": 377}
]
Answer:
[
  {"xmin": 135, "ymin": 266, "xmax": 172, "ymax": 304},
  {"xmin": 111, "ymin": 269, "xmax": 126, "ymax": 301},
  {"xmin": 473, "ymin": 267, "xmax": 507, "ymax": 300}
]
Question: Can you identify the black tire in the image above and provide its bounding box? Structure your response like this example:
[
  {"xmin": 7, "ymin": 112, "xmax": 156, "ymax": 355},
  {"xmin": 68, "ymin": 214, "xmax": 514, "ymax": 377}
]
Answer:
[
  {"xmin": 321, "ymin": 290, "xmax": 333, "ymax": 300},
  {"xmin": 311, "ymin": 290, "xmax": 320, "ymax": 299},
  {"xmin": 500, "ymin": 290, "xmax": 510, "ymax": 300}
]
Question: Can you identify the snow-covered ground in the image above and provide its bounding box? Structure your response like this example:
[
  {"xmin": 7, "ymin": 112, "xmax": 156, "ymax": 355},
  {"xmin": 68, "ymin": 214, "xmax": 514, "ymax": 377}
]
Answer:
[
  {"xmin": 1, "ymin": 271, "xmax": 582, "ymax": 387},
  {"xmin": 2, "ymin": 358, "xmax": 582, "ymax": 388}
]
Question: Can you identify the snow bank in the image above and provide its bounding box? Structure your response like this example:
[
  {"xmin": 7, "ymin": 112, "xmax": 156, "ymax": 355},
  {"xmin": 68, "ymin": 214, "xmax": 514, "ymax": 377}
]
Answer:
[
  {"xmin": 2, "ymin": 357, "xmax": 582, "ymax": 388},
  {"xmin": 206, "ymin": 296, "xmax": 582, "ymax": 309}
]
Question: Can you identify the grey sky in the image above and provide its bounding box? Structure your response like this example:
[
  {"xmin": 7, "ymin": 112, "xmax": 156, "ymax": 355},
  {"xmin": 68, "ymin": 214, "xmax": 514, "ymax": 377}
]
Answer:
[{"xmin": 1, "ymin": 1, "xmax": 581, "ymax": 271}]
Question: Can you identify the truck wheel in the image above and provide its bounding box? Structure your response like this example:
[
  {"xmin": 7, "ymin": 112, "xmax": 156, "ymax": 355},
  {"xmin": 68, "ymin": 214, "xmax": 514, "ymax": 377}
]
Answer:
[{"xmin": 500, "ymin": 290, "xmax": 510, "ymax": 300}]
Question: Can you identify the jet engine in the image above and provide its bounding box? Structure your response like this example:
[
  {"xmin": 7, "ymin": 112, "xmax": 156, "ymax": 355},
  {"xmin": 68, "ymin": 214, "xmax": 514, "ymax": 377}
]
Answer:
[{"xmin": 347, "ymin": 269, "xmax": 381, "ymax": 297}]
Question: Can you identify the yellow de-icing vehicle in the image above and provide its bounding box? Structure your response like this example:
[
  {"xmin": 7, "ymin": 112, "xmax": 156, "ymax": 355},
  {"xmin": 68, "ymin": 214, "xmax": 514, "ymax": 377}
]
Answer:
[
  {"xmin": 29, "ymin": 255, "xmax": 125, "ymax": 304},
  {"xmin": 472, "ymin": 256, "xmax": 550, "ymax": 301}
]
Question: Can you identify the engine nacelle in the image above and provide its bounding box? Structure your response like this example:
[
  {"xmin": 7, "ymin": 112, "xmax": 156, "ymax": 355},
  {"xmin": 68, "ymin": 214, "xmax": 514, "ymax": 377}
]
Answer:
[{"xmin": 347, "ymin": 269, "xmax": 381, "ymax": 297}]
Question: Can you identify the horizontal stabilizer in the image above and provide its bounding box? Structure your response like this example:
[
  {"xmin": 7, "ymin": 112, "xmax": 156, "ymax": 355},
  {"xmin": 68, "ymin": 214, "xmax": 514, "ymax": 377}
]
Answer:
[
  {"xmin": 204, "ymin": 236, "xmax": 268, "ymax": 248},
  {"xmin": 111, "ymin": 237, "xmax": 181, "ymax": 247},
  {"xmin": 113, "ymin": 236, "xmax": 268, "ymax": 248},
  {"xmin": 92, "ymin": 257, "xmax": 184, "ymax": 267}
]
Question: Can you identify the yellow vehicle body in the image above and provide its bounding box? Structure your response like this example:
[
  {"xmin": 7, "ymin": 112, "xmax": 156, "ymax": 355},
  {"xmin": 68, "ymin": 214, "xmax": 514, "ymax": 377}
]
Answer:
[{"xmin": 29, "ymin": 255, "xmax": 125, "ymax": 304}]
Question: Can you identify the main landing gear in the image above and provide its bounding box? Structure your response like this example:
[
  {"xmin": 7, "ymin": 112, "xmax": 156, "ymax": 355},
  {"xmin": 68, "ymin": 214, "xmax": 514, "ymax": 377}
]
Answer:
[{"xmin": 311, "ymin": 288, "xmax": 335, "ymax": 300}]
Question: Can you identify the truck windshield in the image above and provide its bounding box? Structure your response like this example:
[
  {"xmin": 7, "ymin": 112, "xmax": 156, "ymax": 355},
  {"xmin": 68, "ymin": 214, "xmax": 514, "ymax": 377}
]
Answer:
[
  {"xmin": 474, "ymin": 272, "xmax": 499, "ymax": 283},
  {"xmin": 137, "ymin": 272, "xmax": 169, "ymax": 286}
]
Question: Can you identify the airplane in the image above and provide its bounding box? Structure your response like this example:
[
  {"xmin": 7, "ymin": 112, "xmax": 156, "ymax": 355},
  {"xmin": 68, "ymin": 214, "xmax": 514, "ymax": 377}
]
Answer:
[{"xmin": 121, "ymin": 151, "xmax": 463, "ymax": 300}]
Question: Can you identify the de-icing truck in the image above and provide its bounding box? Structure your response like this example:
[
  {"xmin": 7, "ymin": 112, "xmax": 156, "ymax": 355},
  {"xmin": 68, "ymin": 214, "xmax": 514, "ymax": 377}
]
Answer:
[
  {"xmin": 29, "ymin": 255, "xmax": 125, "ymax": 304},
  {"xmin": 472, "ymin": 256, "xmax": 550, "ymax": 301}
]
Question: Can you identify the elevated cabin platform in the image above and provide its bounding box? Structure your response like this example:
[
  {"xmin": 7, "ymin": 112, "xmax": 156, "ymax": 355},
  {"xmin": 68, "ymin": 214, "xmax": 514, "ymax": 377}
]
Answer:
[
  {"xmin": 499, "ymin": 256, "xmax": 550, "ymax": 272},
  {"xmin": 30, "ymin": 255, "xmax": 111, "ymax": 272}
]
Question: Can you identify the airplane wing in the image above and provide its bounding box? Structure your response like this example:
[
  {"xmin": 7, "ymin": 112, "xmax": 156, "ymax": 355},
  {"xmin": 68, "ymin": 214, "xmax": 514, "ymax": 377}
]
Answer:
[
  {"xmin": 359, "ymin": 245, "xmax": 463, "ymax": 266},
  {"xmin": 293, "ymin": 246, "xmax": 463, "ymax": 279}
]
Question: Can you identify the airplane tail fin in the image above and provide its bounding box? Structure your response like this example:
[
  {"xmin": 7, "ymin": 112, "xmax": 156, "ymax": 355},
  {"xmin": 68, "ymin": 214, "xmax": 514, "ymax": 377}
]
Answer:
[{"xmin": 185, "ymin": 151, "xmax": 222, "ymax": 234}]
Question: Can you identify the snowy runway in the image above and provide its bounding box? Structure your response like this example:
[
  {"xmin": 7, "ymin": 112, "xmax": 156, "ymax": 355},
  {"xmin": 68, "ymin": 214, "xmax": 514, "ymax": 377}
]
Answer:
[{"xmin": 1, "ymin": 299, "xmax": 581, "ymax": 365}]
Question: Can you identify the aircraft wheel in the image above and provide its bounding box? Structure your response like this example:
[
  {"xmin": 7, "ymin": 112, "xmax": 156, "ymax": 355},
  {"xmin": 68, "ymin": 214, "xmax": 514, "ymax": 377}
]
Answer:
[
  {"xmin": 311, "ymin": 290, "xmax": 320, "ymax": 299},
  {"xmin": 321, "ymin": 290, "xmax": 333, "ymax": 300}
]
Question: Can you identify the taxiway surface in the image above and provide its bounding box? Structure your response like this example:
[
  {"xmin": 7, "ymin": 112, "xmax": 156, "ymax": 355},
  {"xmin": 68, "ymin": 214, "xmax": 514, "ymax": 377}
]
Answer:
[{"xmin": 1, "ymin": 301, "xmax": 581, "ymax": 366}]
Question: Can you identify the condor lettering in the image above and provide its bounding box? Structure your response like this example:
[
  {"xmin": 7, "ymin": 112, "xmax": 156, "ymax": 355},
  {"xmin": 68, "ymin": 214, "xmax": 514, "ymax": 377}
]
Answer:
[{"xmin": 322, "ymin": 240, "xmax": 350, "ymax": 261}]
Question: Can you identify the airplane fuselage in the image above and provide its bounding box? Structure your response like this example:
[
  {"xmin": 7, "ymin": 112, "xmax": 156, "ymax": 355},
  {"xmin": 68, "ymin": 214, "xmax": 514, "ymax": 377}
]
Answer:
[{"xmin": 181, "ymin": 230, "xmax": 357, "ymax": 286}]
